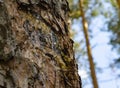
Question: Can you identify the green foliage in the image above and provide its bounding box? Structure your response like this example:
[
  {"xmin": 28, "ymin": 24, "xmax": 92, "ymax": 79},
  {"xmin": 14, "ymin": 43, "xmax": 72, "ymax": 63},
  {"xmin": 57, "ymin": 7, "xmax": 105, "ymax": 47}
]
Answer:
[
  {"xmin": 91, "ymin": 9, "xmax": 99, "ymax": 16},
  {"xmin": 108, "ymin": 2, "xmax": 120, "ymax": 52},
  {"xmin": 70, "ymin": 10, "xmax": 81, "ymax": 19},
  {"xmin": 110, "ymin": 0, "xmax": 118, "ymax": 7},
  {"xmin": 68, "ymin": 0, "xmax": 90, "ymax": 19}
]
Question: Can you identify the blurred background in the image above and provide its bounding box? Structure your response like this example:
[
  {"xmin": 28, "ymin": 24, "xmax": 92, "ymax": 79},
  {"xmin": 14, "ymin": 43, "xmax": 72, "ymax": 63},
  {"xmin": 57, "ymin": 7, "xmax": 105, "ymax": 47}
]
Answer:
[{"xmin": 68, "ymin": 0, "xmax": 120, "ymax": 88}]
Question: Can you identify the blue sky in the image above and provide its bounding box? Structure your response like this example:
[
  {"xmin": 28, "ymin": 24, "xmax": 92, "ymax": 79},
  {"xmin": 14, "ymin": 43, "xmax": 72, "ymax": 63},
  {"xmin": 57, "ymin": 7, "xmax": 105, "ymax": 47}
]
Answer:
[
  {"xmin": 90, "ymin": 15, "xmax": 120, "ymax": 88},
  {"xmin": 71, "ymin": 0, "xmax": 120, "ymax": 88},
  {"xmin": 72, "ymin": 14, "xmax": 120, "ymax": 88}
]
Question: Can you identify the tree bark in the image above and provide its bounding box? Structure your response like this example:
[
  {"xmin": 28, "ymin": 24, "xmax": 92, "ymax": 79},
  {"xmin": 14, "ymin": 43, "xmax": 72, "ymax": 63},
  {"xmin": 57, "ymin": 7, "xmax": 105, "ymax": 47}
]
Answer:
[{"xmin": 0, "ymin": 0, "xmax": 81, "ymax": 88}]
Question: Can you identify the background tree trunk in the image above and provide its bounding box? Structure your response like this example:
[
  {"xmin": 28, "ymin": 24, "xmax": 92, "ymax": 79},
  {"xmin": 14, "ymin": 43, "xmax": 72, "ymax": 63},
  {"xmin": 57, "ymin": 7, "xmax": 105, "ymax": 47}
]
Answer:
[
  {"xmin": 79, "ymin": 0, "xmax": 98, "ymax": 88},
  {"xmin": 0, "ymin": 0, "xmax": 81, "ymax": 88}
]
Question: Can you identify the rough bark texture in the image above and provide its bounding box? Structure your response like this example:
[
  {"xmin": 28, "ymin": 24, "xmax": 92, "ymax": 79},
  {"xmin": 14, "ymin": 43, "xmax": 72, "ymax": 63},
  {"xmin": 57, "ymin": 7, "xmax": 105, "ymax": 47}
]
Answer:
[{"xmin": 0, "ymin": 0, "xmax": 81, "ymax": 88}]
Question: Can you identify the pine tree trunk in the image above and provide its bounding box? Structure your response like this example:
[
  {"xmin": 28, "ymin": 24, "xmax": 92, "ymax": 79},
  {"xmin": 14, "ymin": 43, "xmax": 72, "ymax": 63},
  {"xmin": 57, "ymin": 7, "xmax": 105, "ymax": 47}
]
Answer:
[{"xmin": 0, "ymin": 0, "xmax": 81, "ymax": 88}]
